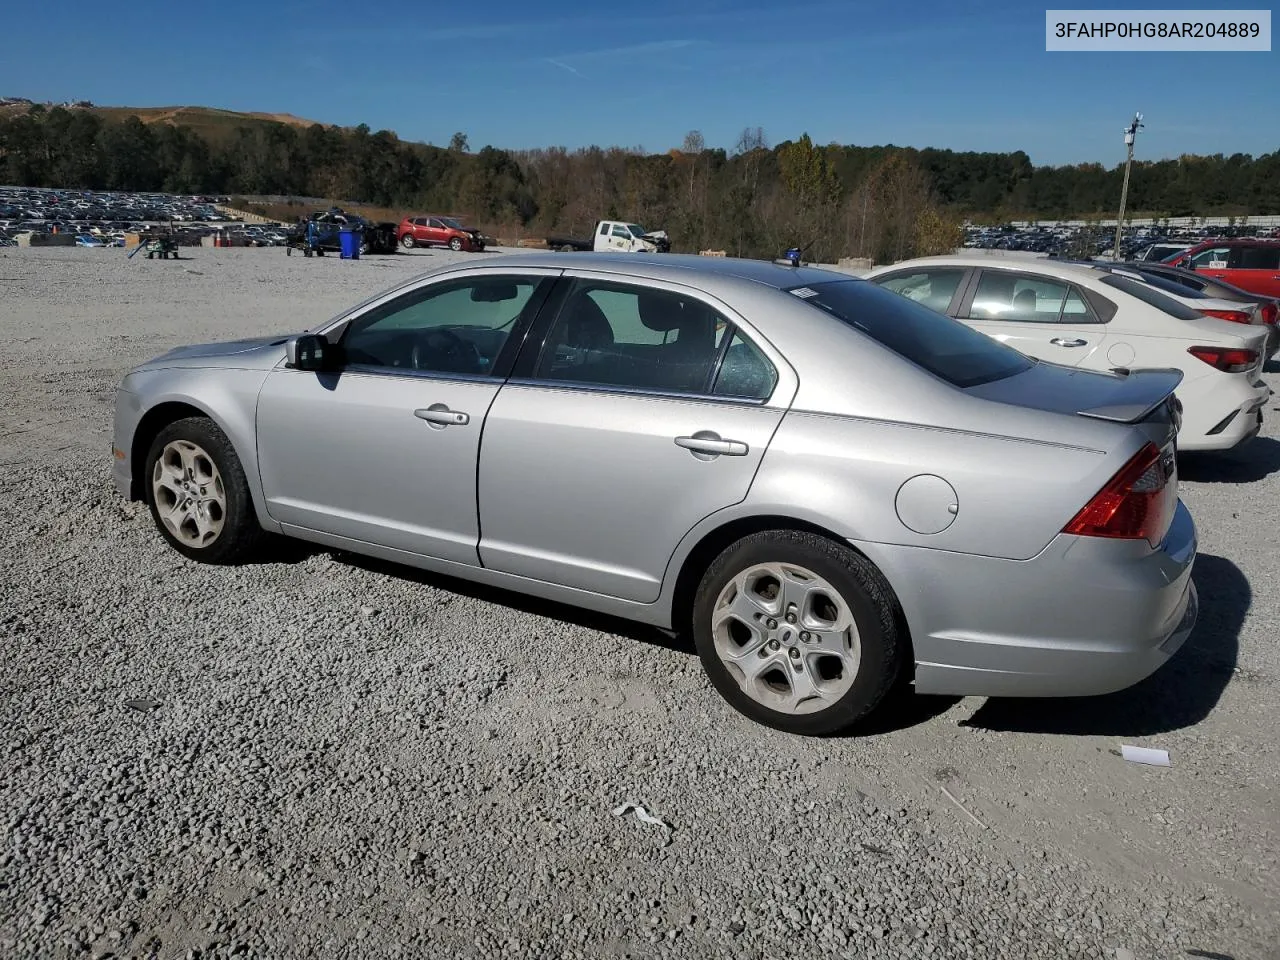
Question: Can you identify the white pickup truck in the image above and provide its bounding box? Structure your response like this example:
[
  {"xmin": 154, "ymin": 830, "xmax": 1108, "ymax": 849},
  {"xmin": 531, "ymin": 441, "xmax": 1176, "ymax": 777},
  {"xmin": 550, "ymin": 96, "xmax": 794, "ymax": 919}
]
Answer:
[{"xmin": 547, "ymin": 220, "xmax": 671, "ymax": 254}]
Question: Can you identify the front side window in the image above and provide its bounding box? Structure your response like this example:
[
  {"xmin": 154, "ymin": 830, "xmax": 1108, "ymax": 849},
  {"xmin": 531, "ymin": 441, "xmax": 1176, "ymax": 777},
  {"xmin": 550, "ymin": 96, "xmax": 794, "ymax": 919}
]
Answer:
[
  {"xmin": 611, "ymin": 225, "xmax": 631, "ymax": 239},
  {"xmin": 874, "ymin": 268, "xmax": 965, "ymax": 314},
  {"xmin": 790, "ymin": 280, "xmax": 1033, "ymax": 388},
  {"xmin": 341, "ymin": 275, "xmax": 542, "ymax": 375},
  {"xmin": 534, "ymin": 281, "xmax": 731, "ymax": 395},
  {"xmin": 1189, "ymin": 246, "xmax": 1231, "ymax": 268},
  {"xmin": 428, "ymin": 217, "xmax": 445, "ymax": 229},
  {"xmin": 967, "ymin": 271, "xmax": 1093, "ymax": 324}
]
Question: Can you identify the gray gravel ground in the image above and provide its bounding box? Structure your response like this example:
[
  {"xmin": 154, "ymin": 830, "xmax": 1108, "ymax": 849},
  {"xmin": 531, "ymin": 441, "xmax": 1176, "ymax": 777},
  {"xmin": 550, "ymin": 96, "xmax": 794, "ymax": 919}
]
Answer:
[{"xmin": 1, "ymin": 246, "xmax": 1277, "ymax": 960}]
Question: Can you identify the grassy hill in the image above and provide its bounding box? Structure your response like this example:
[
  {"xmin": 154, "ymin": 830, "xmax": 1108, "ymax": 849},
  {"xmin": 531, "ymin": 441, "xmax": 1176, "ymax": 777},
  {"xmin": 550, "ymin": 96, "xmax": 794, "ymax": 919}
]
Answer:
[{"xmin": 0, "ymin": 101, "xmax": 329, "ymax": 144}]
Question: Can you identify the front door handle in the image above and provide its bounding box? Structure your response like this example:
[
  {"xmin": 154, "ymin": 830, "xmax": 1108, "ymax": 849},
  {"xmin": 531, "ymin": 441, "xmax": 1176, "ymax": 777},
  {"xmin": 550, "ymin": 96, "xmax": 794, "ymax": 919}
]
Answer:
[
  {"xmin": 414, "ymin": 405, "xmax": 470, "ymax": 427},
  {"xmin": 675, "ymin": 433, "xmax": 749, "ymax": 458},
  {"xmin": 1050, "ymin": 337, "xmax": 1087, "ymax": 347}
]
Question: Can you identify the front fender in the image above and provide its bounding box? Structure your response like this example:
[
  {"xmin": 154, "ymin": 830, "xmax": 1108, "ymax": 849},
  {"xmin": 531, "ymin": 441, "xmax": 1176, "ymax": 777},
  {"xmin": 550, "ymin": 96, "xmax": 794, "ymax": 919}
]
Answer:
[{"xmin": 116, "ymin": 366, "xmax": 280, "ymax": 533}]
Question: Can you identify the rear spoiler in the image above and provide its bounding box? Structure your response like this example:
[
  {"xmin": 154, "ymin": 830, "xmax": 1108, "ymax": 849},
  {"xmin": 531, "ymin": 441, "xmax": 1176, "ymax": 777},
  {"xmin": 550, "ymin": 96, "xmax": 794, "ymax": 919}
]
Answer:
[{"xmin": 1075, "ymin": 368, "xmax": 1183, "ymax": 424}]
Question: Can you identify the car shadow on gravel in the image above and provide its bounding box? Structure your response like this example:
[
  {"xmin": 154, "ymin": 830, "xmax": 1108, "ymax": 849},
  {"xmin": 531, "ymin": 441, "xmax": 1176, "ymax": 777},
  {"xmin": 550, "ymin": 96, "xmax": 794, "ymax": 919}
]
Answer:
[
  {"xmin": 960, "ymin": 553, "xmax": 1246, "ymax": 737},
  {"xmin": 336, "ymin": 552, "xmax": 695, "ymax": 655},
  {"xmin": 1179, "ymin": 437, "xmax": 1280, "ymax": 483}
]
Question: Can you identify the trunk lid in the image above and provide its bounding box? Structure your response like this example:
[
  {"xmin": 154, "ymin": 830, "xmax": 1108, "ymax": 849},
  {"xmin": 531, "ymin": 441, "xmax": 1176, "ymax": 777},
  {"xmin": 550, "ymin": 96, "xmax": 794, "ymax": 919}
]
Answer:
[{"xmin": 966, "ymin": 360, "xmax": 1182, "ymax": 451}]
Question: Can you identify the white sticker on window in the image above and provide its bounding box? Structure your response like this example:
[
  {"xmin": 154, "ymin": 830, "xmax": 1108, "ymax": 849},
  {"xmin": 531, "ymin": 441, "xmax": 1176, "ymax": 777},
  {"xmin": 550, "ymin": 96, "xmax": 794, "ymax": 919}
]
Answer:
[
  {"xmin": 790, "ymin": 287, "xmax": 819, "ymax": 299},
  {"xmin": 1208, "ymin": 260, "xmax": 1229, "ymax": 269}
]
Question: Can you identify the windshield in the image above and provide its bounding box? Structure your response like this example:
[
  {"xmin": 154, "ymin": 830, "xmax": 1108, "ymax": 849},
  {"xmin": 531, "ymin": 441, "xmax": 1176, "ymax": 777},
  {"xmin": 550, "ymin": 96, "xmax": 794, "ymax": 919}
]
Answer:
[
  {"xmin": 627, "ymin": 224, "xmax": 648, "ymax": 238},
  {"xmin": 1099, "ymin": 274, "xmax": 1204, "ymax": 320},
  {"xmin": 441, "ymin": 217, "xmax": 465, "ymax": 229},
  {"xmin": 792, "ymin": 280, "xmax": 1034, "ymax": 388}
]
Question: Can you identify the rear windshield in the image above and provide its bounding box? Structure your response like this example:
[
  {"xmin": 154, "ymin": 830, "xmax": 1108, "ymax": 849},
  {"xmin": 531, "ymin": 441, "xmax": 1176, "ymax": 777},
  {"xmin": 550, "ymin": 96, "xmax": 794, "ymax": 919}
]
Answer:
[
  {"xmin": 1099, "ymin": 274, "xmax": 1203, "ymax": 320},
  {"xmin": 789, "ymin": 280, "xmax": 1034, "ymax": 388},
  {"xmin": 1112, "ymin": 268, "xmax": 1209, "ymax": 299}
]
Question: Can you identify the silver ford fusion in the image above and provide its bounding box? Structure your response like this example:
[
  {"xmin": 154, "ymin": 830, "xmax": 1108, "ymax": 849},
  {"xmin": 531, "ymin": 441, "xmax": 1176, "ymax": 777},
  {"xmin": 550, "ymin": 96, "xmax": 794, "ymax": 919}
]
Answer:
[{"xmin": 112, "ymin": 253, "xmax": 1198, "ymax": 735}]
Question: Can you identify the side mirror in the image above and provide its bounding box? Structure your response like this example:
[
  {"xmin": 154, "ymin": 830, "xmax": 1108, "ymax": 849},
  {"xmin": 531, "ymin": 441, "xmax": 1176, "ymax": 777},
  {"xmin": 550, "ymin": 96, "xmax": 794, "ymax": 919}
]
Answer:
[{"xmin": 285, "ymin": 333, "xmax": 335, "ymax": 371}]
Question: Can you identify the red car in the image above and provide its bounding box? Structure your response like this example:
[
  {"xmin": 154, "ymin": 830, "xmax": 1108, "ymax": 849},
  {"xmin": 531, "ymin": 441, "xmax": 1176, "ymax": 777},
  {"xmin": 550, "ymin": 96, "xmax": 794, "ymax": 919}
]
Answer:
[
  {"xmin": 1165, "ymin": 239, "xmax": 1280, "ymax": 298},
  {"xmin": 398, "ymin": 215, "xmax": 485, "ymax": 252}
]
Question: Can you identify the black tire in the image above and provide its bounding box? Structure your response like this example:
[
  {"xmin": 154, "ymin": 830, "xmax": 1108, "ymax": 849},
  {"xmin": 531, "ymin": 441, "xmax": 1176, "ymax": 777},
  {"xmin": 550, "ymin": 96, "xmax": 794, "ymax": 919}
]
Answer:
[
  {"xmin": 144, "ymin": 417, "xmax": 269, "ymax": 565},
  {"xmin": 691, "ymin": 530, "xmax": 904, "ymax": 736},
  {"xmin": 559, "ymin": 244, "xmax": 575, "ymax": 253},
  {"xmin": 401, "ymin": 234, "xmax": 416, "ymax": 249},
  {"xmin": 449, "ymin": 236, "xmax": 463, "ymax": 252}
]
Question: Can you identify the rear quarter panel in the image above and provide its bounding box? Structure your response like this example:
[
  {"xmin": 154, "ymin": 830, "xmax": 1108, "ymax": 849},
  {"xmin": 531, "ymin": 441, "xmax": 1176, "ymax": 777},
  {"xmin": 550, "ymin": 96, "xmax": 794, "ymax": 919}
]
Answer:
[{"xmin": 744, "ymin": 411, "xmax": 1128, "ymax": 561}]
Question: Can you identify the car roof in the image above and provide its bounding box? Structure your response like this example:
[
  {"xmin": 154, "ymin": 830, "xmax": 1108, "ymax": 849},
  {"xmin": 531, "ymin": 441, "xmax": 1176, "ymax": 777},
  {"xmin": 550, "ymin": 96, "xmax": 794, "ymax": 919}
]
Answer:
[
  {"xmin": 446, "ymin": 252, "xmax": 860, "ymax": 291},
  {"xmin": 869, "ymin": 255, "xmax": 1111, "ymax": 281},
  {"xmin": 1183, "ymin": 238, "xmax": 1280, "ymax": 250}
]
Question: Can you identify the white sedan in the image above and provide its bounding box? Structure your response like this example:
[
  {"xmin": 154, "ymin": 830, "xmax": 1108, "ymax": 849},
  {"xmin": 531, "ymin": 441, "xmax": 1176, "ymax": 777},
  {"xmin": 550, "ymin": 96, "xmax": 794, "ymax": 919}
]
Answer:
[{"xmin": 865, "ymin": 256, "xmax": 1270, "ymax": 451}]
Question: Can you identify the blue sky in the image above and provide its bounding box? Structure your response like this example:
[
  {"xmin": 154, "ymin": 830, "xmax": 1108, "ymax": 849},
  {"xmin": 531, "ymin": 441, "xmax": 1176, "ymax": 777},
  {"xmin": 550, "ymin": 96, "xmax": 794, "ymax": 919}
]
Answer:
[{"xmin": 3, "ymin": 0, "xmax": 1276, "ymax": 166}]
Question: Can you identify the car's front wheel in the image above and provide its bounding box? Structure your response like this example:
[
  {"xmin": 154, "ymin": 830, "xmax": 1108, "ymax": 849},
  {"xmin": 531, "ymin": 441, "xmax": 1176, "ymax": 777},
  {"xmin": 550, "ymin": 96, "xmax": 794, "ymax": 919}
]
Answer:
[
  {"xmin": 449, "ymin": 237, "xmax": 463, "ymax": 251},
  {"xmin": 145, "ymin": 417, "xmax": 267, "ymax": 565},
  {"xmin": 692, "ymin": 530, "xmax": 904, "ymax": 736}
]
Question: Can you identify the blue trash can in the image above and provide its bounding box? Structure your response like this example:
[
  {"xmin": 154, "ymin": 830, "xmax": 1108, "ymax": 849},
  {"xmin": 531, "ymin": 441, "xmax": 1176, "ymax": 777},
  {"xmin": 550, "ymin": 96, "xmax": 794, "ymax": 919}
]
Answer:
[{"xmin": 338, "ymin": 229, "xmax": 361, "ymax": 260}]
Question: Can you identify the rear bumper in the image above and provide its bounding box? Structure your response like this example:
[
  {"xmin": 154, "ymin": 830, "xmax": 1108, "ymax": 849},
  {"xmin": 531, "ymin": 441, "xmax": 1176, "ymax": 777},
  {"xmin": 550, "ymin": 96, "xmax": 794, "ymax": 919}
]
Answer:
[
  {"xmin": 860, "ymin": 500, "xmax": 1198, "ymax": 698},
  {"xmin": 1176, "ymin": 375, "xmax": 1269, "ymax": 452}
]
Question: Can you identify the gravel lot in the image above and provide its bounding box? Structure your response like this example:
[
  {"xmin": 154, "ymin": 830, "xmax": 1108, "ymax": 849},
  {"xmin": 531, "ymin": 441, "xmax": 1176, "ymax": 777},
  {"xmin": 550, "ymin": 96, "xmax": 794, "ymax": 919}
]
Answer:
[{"xmin": 2, "ymin": 246, "xmax": 1278, "ymax": 960}]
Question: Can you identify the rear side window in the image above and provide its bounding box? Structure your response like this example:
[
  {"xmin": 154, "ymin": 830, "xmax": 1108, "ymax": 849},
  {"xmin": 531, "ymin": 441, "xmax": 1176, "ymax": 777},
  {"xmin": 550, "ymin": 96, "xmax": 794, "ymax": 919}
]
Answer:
[
  {"xmin": 1099, "ymin": 274, "xmax": 1203, "ymax": 320},
  {"xmin": 1237, "ymin": 247, "xmax": 1280, "ymax": 270},
  {"xmin": 790, "ymin": 280, "xmax": 1033, "ymax": 388},
  {"xmin": 966, "ymin": 271, "xmax": 1096, "ymax": 324}
]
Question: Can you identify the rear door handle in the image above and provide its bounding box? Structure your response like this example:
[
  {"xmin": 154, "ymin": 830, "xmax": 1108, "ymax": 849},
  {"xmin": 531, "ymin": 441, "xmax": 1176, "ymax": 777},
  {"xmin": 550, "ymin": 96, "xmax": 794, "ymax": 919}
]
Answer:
[
  {"xmin": 1050, "ymin": 337, "xmax": 1087, "ymax": 347},
  {"xmin": 675, "ymin": 434, "xmax": 749, "ymax": 457},
  {"xmin": 414, "ymin": 405, "xmax": 470, "ymax": 427}
]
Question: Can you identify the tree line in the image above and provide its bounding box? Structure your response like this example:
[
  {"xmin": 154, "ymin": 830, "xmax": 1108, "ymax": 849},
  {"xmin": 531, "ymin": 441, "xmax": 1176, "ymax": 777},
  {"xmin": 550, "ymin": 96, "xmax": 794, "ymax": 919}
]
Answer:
[{"xmin": 2, "ymin": 104, "xmax": 1278, "ymax": 262}]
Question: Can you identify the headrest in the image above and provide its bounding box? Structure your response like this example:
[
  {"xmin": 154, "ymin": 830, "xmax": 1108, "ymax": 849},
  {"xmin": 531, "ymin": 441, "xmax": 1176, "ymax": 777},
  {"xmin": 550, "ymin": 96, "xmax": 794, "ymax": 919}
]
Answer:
[{"xmin": 638, "ymin": 291, "xmax": 686, "ymax": 332}]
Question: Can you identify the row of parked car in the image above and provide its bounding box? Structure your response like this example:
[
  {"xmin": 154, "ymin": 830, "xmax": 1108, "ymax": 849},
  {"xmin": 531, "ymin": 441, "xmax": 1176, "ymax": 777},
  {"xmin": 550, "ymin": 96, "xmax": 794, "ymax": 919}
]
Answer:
[
  {"xmin": 865, "ymin": 240, "xmax": 1280, "ymax": 453},
  {"xmin": 965, "ymin": 223, "xmax": 1280, "ymax": 260}
]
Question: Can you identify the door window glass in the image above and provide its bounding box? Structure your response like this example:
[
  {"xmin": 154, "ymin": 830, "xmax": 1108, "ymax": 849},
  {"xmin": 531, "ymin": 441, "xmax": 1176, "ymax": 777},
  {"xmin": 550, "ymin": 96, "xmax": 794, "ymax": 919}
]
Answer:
[
  {"xmin": 611, "ymin": 225, "xmax": 631, "ymax": 239},
  {"xmin": 534, "ymin": 282, "xmax": 731, "ymax": 394},
  {"xmin": 1236, "ymin": 246, "xmax": 1280, "ymax": 270},
  {"xmin": 968, "ymin": 272, "xmax": 1083, "ymax": 323},
  {"xmin": 874, "ymin": 269, "xmax": 965, "ymax": 313},
  {"xmin": 1190, "ymin": 247, "xmax": 1231, "ymax": 268},
  {"xmin": 342, "ymin": 276, "xmax": 541, "ymax": 375}
]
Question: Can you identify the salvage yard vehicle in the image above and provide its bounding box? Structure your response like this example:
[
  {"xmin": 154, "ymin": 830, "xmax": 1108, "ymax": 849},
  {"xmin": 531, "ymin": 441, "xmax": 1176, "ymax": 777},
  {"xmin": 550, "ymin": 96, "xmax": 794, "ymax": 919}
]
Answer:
[
  {"xmin": 1164, "ymin": 239, "xmax": 1280, "ymax": 298},
  {"xmin": 866, "ymin": 256, "xmax": 1270, "ymax": 452},
  {"xmin": 112, "ymin": 253, "xmax": 1198, "ymax": 736},
  {"xmin": 285, "ymin": 208, "xmax": 399, "ymax": 256},
  {"xmin": 548, "ymin": 220, "xmax": 671, "ymax": 254},
  {"xmin": 1120, "ymin": 261, "xmax": 1280, "ymax": 355},
  {"xmin": 398, "ymin": 215, "xmax": 486, "ymax": 252}
]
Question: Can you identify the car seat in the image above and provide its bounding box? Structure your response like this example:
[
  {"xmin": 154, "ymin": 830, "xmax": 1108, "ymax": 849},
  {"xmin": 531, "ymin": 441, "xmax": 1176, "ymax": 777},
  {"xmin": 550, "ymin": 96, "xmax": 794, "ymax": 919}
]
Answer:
[{"xmin": 637, "ymin": 291, "xmax": 718, "ymax": 392}]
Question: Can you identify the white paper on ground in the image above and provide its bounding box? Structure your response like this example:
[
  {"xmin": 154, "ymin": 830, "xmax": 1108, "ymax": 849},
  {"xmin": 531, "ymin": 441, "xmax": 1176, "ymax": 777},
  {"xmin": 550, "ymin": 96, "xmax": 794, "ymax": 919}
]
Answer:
[
  {"xmin": 612, "ymin": 802, "xmax": 672, "ymax": 831},
  {"xmin": 1120, "ymin": 745, "xmax": 1171, "ymax": 766}
]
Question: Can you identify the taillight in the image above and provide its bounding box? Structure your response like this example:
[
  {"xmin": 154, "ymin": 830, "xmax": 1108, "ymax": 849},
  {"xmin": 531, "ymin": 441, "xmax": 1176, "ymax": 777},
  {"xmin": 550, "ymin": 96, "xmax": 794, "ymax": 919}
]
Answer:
[
  {"xmin": 1261, "ymin": 302, "xmax": 1278, "ymax": 326},
  {"xmin": 1199, "ymin": 308, "xmax": 1252, "ymax": 324},
  {"xmin": 1064, "ymin": 442, "xmax": 1175, "ymax": 546},
  {"xmin": 1187, "ymin": 345, "xmax": 1258, "ymax": 373}
]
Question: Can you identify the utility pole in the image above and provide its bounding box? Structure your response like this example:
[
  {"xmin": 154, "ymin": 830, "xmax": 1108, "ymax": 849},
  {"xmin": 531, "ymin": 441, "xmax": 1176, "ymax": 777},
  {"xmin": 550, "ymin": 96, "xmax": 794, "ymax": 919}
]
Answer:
[{"xmin": 1113, "ymin": 112, "xmax": 1143, "ymax": 261}]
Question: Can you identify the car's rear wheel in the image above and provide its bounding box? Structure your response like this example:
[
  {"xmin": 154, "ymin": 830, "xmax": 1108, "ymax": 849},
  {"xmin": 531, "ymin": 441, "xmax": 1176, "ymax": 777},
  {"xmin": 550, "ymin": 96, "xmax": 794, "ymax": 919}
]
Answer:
[
  {"xmin": 449, "ymin": 237, "xmax": 463, "ymax": 251},
  {"xmin": 145, "ymin": 417, "xmax": 268, "ymax": 565},
  {"xmin": 692, "ymin": 530, "xmax": 903, "ymax": 736},
  {"xmin": 401, "ymin": 234, "xmax": 416, "ymax": 249}
]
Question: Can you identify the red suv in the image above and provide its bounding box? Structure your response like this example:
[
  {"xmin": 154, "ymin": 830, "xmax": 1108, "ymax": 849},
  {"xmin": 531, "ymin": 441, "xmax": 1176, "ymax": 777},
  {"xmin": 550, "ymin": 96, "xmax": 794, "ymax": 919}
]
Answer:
[
  {"xmin": 1166, "ymin": 239, "xmax": 1280, "ymax": 298},
  {"xmin": 398, "ymin": 215, "xmax": 485, "ymax": 252}
]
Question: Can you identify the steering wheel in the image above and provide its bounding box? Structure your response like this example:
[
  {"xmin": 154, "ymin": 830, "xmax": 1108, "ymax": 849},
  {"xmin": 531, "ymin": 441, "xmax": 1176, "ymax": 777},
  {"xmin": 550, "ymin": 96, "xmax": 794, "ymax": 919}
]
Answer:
[{"xmin": 410, "ymin": 329, "xmax": 482, "ymax": 374}]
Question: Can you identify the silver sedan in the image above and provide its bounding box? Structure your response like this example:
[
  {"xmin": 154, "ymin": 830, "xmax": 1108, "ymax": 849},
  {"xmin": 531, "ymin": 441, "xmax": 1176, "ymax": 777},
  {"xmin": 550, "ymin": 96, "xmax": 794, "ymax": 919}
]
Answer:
[{"xmin": 112, "ymin": 253, "xmax": 1199, "ymax": 735}]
